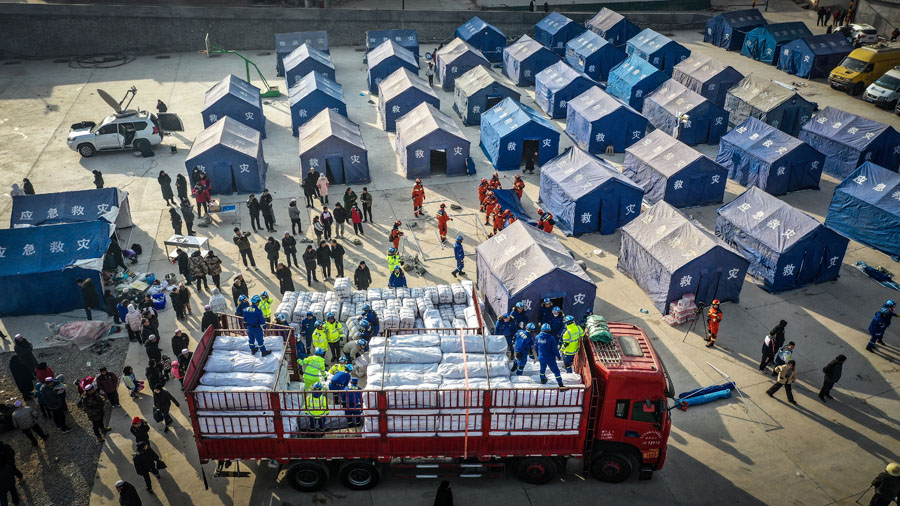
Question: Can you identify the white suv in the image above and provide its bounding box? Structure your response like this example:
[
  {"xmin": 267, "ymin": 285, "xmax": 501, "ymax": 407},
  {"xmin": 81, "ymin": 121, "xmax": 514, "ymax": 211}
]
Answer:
[
  {"xmin": 841, "ymin": 24, "xmax": 878, "ymax": 47},
  {"xmin": 67, "ymin": 111, "xmax": 163, "ymax": 157}
]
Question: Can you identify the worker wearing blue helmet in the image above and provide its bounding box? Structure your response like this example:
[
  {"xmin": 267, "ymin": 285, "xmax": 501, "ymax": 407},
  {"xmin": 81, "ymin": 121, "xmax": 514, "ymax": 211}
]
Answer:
[
  {"xmin": 535, "ymin": 323, "xmax": 563, "ymax": 387},
  {"xmin": 361, "ymin": 304, "xmax": 380, "ymax": 336},
  {"xmin": 344, "ymin": 377, "xmax": 363, "ymax": 428},
  {"xmin": 547, "ymin": 306, "xmax": 564, "ymax": 337},
  {"xmin": 451, "ymin": 236, "xmax": 465, "ymax": 277},
  {"xmin": 511, "ymin": 301, "xmax": 528, "ymax": 329},
  {"xmin": 867, "ymin": 307, "xmax": 894, "ymax": 352},
  {"xmin": 243, "ymin": 295, "xmax": 270, "ymax": 356},
  {"xmin": 235, "ymin": 294, "xmax": 250, "ymax": 318},
  {"xmin": 510, "ymin": 323, "xmax": 537, "ymax": 375},
  {"xmin": 494, "ymin": 313, "xmax": 518, "ymax": 353},
  {"xmin": 560, "ymin": 315, "xmax": 583, "ymax": 373},
  {"xmin": 300, "ymin": 311, "xmax": 317, "ymax": 351},
  {"xmin": 538, "ymin": 298, "xmax": 554, "ymax": 326}
]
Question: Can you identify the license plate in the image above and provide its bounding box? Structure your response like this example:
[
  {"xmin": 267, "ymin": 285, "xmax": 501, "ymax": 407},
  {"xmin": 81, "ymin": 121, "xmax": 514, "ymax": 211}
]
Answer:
[{"xmin": 642, "ymin": 449, "xmax": 660, "ymax": 460}]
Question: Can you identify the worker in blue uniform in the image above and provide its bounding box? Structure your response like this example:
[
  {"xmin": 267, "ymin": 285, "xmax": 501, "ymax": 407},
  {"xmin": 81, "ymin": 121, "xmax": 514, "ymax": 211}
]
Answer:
[
  {"xmin": 344, "ymin": 377, "xmax": 363, "ymax": 428},
  {"xmin": 510, "ymin": 323, "xmax": 537, "ymax": 376},
  {"xmin": 511, "ymin": 302, "xmax": 528, "ymax": 329},
  {"xmin": 300, "ymin": 311, "xmax": 317, "ymax": 352},
  {"xmin": 494, "ymin": 313, "xmax": 517, "ymax": 353},
  {"xmin": 535, "ymin": 323, "xmax": 563, "ymax": 387},
  {"xmin": 361, "ymin": 304, "xmax": 380, "ymax": 336},
  {"xmin": 451, "ymin": 236, "xmax": 465, "ymax": 277},
  {"xmin": 235, "ymin": 294, "xmax": 249, "ymax": 318},
  {"xmin": 328, "ymin": 364, "xmax": 353, "ymax": 406},
  {"xmin": 538, "ymin": 298, "xmax": 554, "ymax": 326},
  {"xmin": 243, "ymin": 295, "xmax": 270, "ymax": 356},
  {"xmin": 547, "ymin": 306, "xmax": 564, "ymax": 337}
]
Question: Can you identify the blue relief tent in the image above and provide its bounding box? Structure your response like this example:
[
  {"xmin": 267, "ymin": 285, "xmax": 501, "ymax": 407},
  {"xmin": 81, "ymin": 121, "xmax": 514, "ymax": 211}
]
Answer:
[
  {"xmin": 0, "ymin": 221, "xmax": 112, "ymax": 316},
  {"xmin": 480, "ymin": 97, "xmax": 560, "ymax": 171},
  {"xmin": 11, "ymin": 188, "xmax": 132, "ymax": 230},
  {"xmin": 535, "ymin": 12, "xmax": 586, "ymax": 55},
  {"xmin": 275, "ymin": 31, "xmax": 329, "ymax": 76},
  {"xmin": 476, "ymin": 220, "xmax": 596, "ymax": 322},
  {"xmin": 566, "ymin": 30, "xmax": 627, "ymax": 82},
  {"xmin": 453, "ymin": 66, "xmax": 521, "ymax": 126},
  {"xmin": 826, "ymin": 163, "xmax": 900, "ymax": 259},
  {"xmin": 502, "ymin": 35, "xmax": 561, "ymax": 87},
  {"xmin": 776, "ymin": 33, "xmax": 853, "ymax": 79},
  {"xmin": 366, "ymin": 29, "xmax": 419, "ymax": 61},
  {"xmin": 606, "ymin": 54, "xmax": 669, "ymax": 111},
  {"xmin": 395, "ymin": 102, "xmax": 470, "ymax": 179},
  {"xmin": 378, "ymin": 68, "xmax": 440, "ymax": 132},
  {"xmin": 284, "ymin": 44, "xmax": 336, "ymax": 88},
  {"xmin": 455, "ymin": 16, "xmax": 507, "ymax": 63},
  {"xmin": 623, "ymin": 129, "xmax": 728, "ymax": 208},
  {"xmin": 202, "ymin": 75, "xmax": 266, "ymax": 139},
  {"xmin": 367, "ymin": 40, "xmax": 419, "ymax": 95},
  {"xmin": 643, "ymin": 79, "xmax": 730, "ymax": 146},
  {"xmin": 299, "ymin": 109, "xmax": 369, "ymax": 185},
  {"xmin": 716, "ymin": 187, "xmax": 848, "ymax": 292},
  {"xmin": 618, "ymin": 201, "xmax": 749, "ymax": 314},
  {"xmin": 724, "ymin": 75, "xmax": 816, "ymax": 137},
  {"xmin": 534, "ymin": 61, "xmax": 596, "ymax": 119},
  {"xmin": 585, "ymin": 8, "xmax": 641, "ymax": 48},
  {"xmin": 539, "ymin": 146, "xmax": 644, "ymax": 236},
  {"xmin": 672, "ymin": 54, "xmax": 745, "ymax": 108},
  {"xmin": 491, "ymin": 189, "xmax": 537, "ymax": 226},
  {"xmin": 565, "ymin": 86, "xmax": 648, "ymax": 153},
  {"xmin": 626, "ymin": 28, "xmax": 691, "ymax": 75},
  {"xmin": 704, "ymin": 9, "xmax": 767, "ymax": 51},
  {"xmin": 185, "ymin": 117, "xmax": 266, "ymax": 195},
  {"xmin": 288, "ymin": 72, "xmax": 347, "ymax": 137},
  {"xmin": 717, "ymin": 117, "xmax": 824, "ymax": 196},
  {"xmin": 436, "ymin": 38, "xmax": 490, "ymax": 91},
  {"xmin": 798, "ymin": 106, "xmax": 900, "ymax": 178},
  {"xmin": 741, "ymin": 22, "xmax": 812, "ymax": 65}
]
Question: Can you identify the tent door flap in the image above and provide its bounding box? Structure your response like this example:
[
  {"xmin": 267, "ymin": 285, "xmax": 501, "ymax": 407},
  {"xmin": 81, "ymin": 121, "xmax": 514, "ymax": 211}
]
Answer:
[
  {"xmin": 325, "ymin": 157, "xmax": 345, "ymax": 185},
  {"xmin": 695, "ymin": 269, "xmax": 722, "ymax": 306},
  {"xmin": 430, "ymin": 149, "xmax": 447, "ymax": 175}
]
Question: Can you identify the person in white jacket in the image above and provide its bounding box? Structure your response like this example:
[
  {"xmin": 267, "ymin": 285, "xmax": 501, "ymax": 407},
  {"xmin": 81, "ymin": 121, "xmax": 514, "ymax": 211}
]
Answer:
[
  {"xmin": 208, "ymin": 288, "xmax": 228, "ymax": 314},
  {"xmin": 125, "ymin": 304, "xmax": 143, "ymax": 342}
]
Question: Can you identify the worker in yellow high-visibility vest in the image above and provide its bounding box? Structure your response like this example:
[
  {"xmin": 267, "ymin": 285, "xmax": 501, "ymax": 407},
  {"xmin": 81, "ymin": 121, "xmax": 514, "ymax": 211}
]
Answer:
[
  {"xmin": 258, "ymin": 291, "xmax": 274, "ymax": 322},
  {"xmin": 560, "ymin": 315, "xmax": 583, "ymax": 374},
  {"xmin": 324, "ymin": 312, "xmax": 344, "ymax": 365},
  {"xmin": 301, "ymin": 348, "xmax": 326, "ymax": 390},
  {"xmin": 311, "ymin": 320, "xmax": 328, "ymax": 355},
  {"xmin": 305, "ymin": 382, "xmax": 330, "ymax": 436}
]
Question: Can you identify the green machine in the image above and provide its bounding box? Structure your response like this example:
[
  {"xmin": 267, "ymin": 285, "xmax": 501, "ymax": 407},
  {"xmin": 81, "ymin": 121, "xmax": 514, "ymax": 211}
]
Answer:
[{"xmin": 202, "ymin": 33, "xmax": 280, "ymax": 98}]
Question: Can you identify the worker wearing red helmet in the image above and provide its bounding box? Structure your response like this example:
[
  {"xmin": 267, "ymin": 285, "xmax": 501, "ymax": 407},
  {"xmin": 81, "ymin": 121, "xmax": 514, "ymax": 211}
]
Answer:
[
  {"xmin": 488, "ymin": 172, "xmax": 501, "ymax": 190},
  {"xmin": 492, "ymin": 208, "xmax": 507, "ymax": 233},
  {"xmin": 706, "ymin": 300, "xmax": 723, "ymax": 348},
  {"xmin": 411, "ymin": 178, "xmax": 425, "ymax": 217},
  {"xmin": 483, "ymin": 192, "xmax": 497, "ymax": 226},
  {"xmin": 537, "ymin": 209, "xmax": 555, "ymax": 233},
  {"xmin": 513, "ymin": 174, "xmax": 525, "ymax": 199},
  {"xmin": 478, "ymin": 178, "xmax": 489, "ymax": 204},
  {"xmin": 436, "ymin": 203, "xmax": 453, "ymax": 243},
  {"xmin": 390, "ymin": 220, "xmax": 404, "ymax": 251}
]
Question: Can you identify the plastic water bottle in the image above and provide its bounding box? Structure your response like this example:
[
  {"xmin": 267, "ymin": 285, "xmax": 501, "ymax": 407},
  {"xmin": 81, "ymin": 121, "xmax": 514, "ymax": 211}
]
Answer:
[{"xmin": 639, "ymin": 309, "xmax": 650, "ymax": 314}]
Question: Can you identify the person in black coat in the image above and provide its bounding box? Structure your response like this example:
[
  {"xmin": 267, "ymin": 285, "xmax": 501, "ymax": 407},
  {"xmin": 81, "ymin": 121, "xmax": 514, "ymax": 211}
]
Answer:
[
  {"xmin": 132, "ymin": 441, "xmax": 163, "ymax": 493},
  {"xmin": 180, "ymin": 199, "xmax": 195, "ymax": 236},
  {"xmin": 819, "ymin": 355, "xmax": 846, "ymax": 402},
  {"xmin": 264, "ymin": 237, "xmax": 281, "ymax": 274},
  {"xmin": 316, "ymin": 241, "xmax": 332, "ymax": 281},
  {"xmin": 175, "ymin": 174, "xmax": 188, "ymax": 202},
  {"xmin": 116, "ymin": 479, "xmax": 143, "ymax": 506},
  {"xmin": 22, "ymin": 178, "xmax": 35, "ymax": 195},
  {"xmin": 9, "ymin": 356, "xmax": 34, "ymax": 401},
  {"xmin": 152, "ymin": 385, "xmax": 179, "ymax": 432},
  {"xmin": 145, "ymin": 360, "xmax": 164, "ymax": 391},
  {"xmin": 302, "ymin": 169, "xmax": 319, "ymax": 208},
  {"xmin": 175, "ymin": 248, "xmax": 192, "ymax": 284},
  {"xmin": 169, "ymin": 207, "xmax": 182, "ymax": 236},
  {"xmin": 144, "ymin": 335, "xmax": 162, "ymax": 364},
  {"xmin": 247, "ymin": 194, "xmax": 262, "ymax": 232},
  {"xmin": 330, "ymin": 240, "xmax": 346, "ymax": 278},
  {"xmin": 282, "ymin": 232, "xmax": 298, "ymax": 268},
  {"xmin": 276, "ymin": 262, "xmax": 295, "ymax": 295},
  {"xmin": 201, "ymin": 306, "xmax": 220, "ymax": 332},
  {"xmin": 13, "ymin": 335, "xmax": 38, "ymax": 373},
  {"xmin": 260, "ymin": 189, "xmax": 276, "ymax": 232},
  {"xmin": 158, "ymin": 171, "xmax": 175, "ymax": 205},
  {"xmin": 171, "ymin": 330, "xmax": 189, "ymax": 358},
  {"xmin": 231, "ymin": 275, "xmax": 249, "ymax": 305},
  {"xmin": 93, "ymin": 170, "xmax": 105, "ymax": 189},
  {"xmin": 434, "ymin": 480, "xmax": 453, "ymax": 506},
  {"xmin": 77, "ymin": 278, "xmax": 101, "ymax": 320},
  {"xmin": 302, "ymin": 246, "xmax": 318, "ymax": 285},
  {"xmin": 333, "ymin": 203, "xmax": 347, "ymax": 238},
  {"xmin": 354, "ymin": 261, "xmax": 372, "ymax": 290},
  {"xmin": 170, "ymin": 286, "xmax": 185, "ymax": 320},
  {"xmin": 543, "ymin": 1, "xmax": 549, "ymax": 12}
]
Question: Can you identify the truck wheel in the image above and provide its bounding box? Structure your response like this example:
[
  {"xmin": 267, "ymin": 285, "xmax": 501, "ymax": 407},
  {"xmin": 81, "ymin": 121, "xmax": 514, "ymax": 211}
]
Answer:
[
  {"xmin": 590, "ymin": 454, "xmax": 633, "ymax": 483},
  {"xmin": 78, "ymin": 144, "xmax": 96, "ymax": 157},
  {"xmin": 338, "ymin": 461, "xmax": 380, "ymax": 490},
  {"xmin": 285, "ymin": 461, "xmax": 329, "ymax": 492},
  {"xmin": 851, "ymin": 82, "xmax": 865, "ymax": 96},
  {"xmin": 515, "ymin": 456, "xmax": 557, "ymax": 485}
]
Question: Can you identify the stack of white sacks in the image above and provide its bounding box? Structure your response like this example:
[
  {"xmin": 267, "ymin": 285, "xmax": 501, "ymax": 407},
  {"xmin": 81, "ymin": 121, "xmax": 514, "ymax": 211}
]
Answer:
[
  {"xmin": 662, "ymin": 293, "xmax": 698, "ymax": 326},
  {"xmin": 362, "ymin": 333, "xmax": 585, "ymax": 438}
]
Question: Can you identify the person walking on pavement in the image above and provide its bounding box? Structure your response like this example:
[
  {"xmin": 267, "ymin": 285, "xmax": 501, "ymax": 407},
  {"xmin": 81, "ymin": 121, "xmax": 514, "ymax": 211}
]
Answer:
[
  {"xmin": 8, "ymin": 357, "xmax": 34, "ymax": 402},
  {"xmin": 115, "ymin": 480, "xmax": 143, "ymax": 506},
  {"xmin": 389, "ymin": 220, "xmax": 404, "ymax": 251},
  {"xmin": 411, "ymin": 178, "xmax": 425, "ymax": 217},
  {"xmin": 158, "ymin": 171, "xmax": 175, "ymax": 205},
  {"xmin": 354, "ymin": 261, "xmax": 371, "ymax": 290},
  {"xmin": 767, "ymin": 360, "xmax": 798, "ymax": 405},
  {"xmin": 264, "ymin": 236, "xmax": 281, "ymax": 274},
  {"xmin": 145, "ymin": 360, "xmax": 164, "ymax": 394},
  {"xmin": 11, "ymin": 400, "xmax": 48, "ymax": 447},
  {"xmin": 760, "ymin": 320, "xmax": 787, "ymax": 371},
  {"xmin": 436, "ymin": 204, "xmax": 452, "ymax": 243},
  {"xmin": 247, "ymin": 194, "xmax": 262, "ymax": 232},
  {"xmin": 317, "ymin": 173, "xmax": 330, "ymax": 205},
  {"xmin": 260, "ymin": 189, "xmax": 276, "ymax": 232},
  {"xmin": 176, "ymin": 173, "xmax": 188, "ymax": 202},
  {"xmin": 82, "ymin": 384, "xmax": 111, "ymax": 442},
  {"xmin": 130, "ymin": 416, "xmax": 150, "ymax": 446},
  {"xmin": 426, "ymin": 62, "xmax": 435, "ymax": 87},
  {"xmin": 819, "ymin": 355, "xmax": 846, "ymax": 403},
  {"xmin": 868, "ymin": 463, "xmax": 900, "ymax": 506},
  {"xmin": 96, "ymin": 367, "xmax": 120, "ymax": 408},
  {"xmin": 774, "ymin": 341, "xmax": 795, "ymax": 374},
  {"xmin": 351, "ymin": 205, "xmax": 364, "ymax": 235},
  {"xmin": 152, "ymin": 384, "xmax": 180, "ymax": 432},
  {"xmin": 233, "ymin": 227, "xmax": 257, "ymax": 269},
  {"xmin": 333, "ymin": 203, "xmax": 347, "ymax": 238},
  {"xmin": 360, "ymin": 187, "xmax": 373, "ymax": 222},
  {"xmin": 317, "ymin": 240, "xmax": 332, "ymax": 281},
  {"xmin": 132, "ymin": 441, "xmax": 164, "ymax": 493},
  {"xmin": 180, "ymin": 198, "xmax": 195, "ymax": 236},
  {"xmin": 451, "ymin": 236, "xmax": 465, "ymax": 277},
  {"xmin": 330, "ymin": 240, "xmax": 345, "ymax": 278},
  {"xmin": 77, "ymin": 277, "xmax": 101, "ymax": 320},
  {"xmin": 288, "ymin": 199, "xmax": 303, "ymax": 235},
  {"xmin": 13, "ymin": 334, "xmax": 38, "ymax": 375}
]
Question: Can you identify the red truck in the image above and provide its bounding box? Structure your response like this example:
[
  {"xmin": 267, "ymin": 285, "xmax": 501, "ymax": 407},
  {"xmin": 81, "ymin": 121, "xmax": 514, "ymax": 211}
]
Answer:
[{"xmin": 184, "ymin": 318, "xmax": 674, "ymax": 492}]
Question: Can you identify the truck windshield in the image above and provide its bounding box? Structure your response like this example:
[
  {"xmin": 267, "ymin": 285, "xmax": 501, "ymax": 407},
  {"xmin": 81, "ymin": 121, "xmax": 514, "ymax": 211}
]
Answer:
[
  {"xmin": 875, "ymin": 74, "xmax": 900, "ymax": 90},
  {"xmin": 840, "ymin": 57, "xmax": 867, "ymax": 72}
]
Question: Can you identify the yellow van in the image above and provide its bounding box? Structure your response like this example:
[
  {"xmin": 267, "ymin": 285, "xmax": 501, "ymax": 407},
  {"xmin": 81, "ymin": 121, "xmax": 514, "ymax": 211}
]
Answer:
[{"xmin": 829, "ymin": 45, "xmax": 900, "ymax": 96}]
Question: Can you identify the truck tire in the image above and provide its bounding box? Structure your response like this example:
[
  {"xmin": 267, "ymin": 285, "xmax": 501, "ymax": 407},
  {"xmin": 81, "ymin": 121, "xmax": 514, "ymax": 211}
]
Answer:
[
  {"xmin": 589, "ymin": 453, "xmax": 633, "ymax": 483},
  {"xmin": 78, "ymin": 143, "xmax": 96, "ymax": 157},
  {"xmin": 338, "ymin": 461, "xmax": 380, "ymax": 490},
  {"xmin": 285, "ymin": 461, "xmax": 329, "ymax": 492},
  {"xmin": 515, "ymin": 456, "xmax": 557, "ymax": 485}
]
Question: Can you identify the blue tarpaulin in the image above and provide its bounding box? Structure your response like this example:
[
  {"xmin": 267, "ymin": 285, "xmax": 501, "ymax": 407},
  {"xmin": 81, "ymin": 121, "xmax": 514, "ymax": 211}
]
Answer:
[
  {"xmin": 503, "ymin": 35, "xmax": 561, "ymax": 86},
  {"xmin": 626, "ymin": 28, "xmax": 691, "ymax": 75},
  {"xmin": 565, "ymin": 86, "xmax": 648, "ymax": 153},
  {"xmin": 284, "ymin": 44, "xmax": 336, "ymax": 88},
  {"xmin": 436, "ymin": 38, "xmax": 490, "ymax": 91},
  {"xmin": 453, "ymin": 66, "xmax": 521, "ymax": 126},
  {"xmin": 826, "ymin": 162, "xmax": 900, "ymax": 260},
  {"xmin": 643, "ymin": 79, "xmax": 730, "ymax": 145},
  {"xmin": 492, "ymin": 189, "xmax": 537, "ymax": 226},
  {"xmin": 566, "ymin": 30, "xmax": 627, "ymax": 82},
  {"xmin": 378, "ymin": 68, "xmax": 439, "ymax": 132},
  {"xmin": 275, "ymin": 31, "xmax": 329, "ymax": 76},
  {"xmin": 534, "ymin": 61, "xmax": 596, "ymax": 119},
  {"xmin": 741, "ymin": 22, "xmax": 812, "ymax": 65},
  {"xmin": 539, "ymin": 147, "xmax": 644, "ymax": 236},
  {"xmin": 672, "ymin": 54, "xmax": 744, "ymax": 107},
  {"xmin": 798, "ymin": 106, "xmax": 900, "ymax": 178},
  {"xmin": 480, "ymin": 97, "xmax": 560, "ymax": 171},
  {"xmin": 717, "ymin": 117, "xmax": 824, "ymax": 196},
  {"xmin": 476, "ymin": 220, "xmax": 596, "ymax": 322},
  {"xmin": 366, "ymin": 29, "xmax": 419, "ymax": 60},
  {"xmin": 202, "ymin": 75, "xmax": 266, "ymax": 138},
  {"xmin": 606, "ymin": 54, "xmax": 668, "ymax": 110},
  {"xmin": 299, "ymin": 109, "xmax": 370, "ymax": 185},
  {"xmin": 396, "ymin": 102, "xmax": 469, "ymax": 179},
  {"xmin": 624, "ymin": 129, "xmax": 728, "ymax": 208},
  {"xmin": 11, "ymin": 188, "xmax": 132, "ymax": 229},
  {"xmin": 185, "ymin": 117, "xmax": 267, "ymax": 195},
  {"xmin": 618, "ymin": 201, "xmax": 749, "ymax": 314},
  {"xmin": 288, "ymin": 72, "xmax": 347, "ymax": 137},
  {"xmin": 455, "ymin": 16, "xmax": 507, "ymax": 63},
  {"xmin": 535, "ymin": 12, "xmax": 586, "ymax": 55},
  {"xmin": 0, "ymin": 221, "xmax": 112, "ymax": 316},
  {"xmin": 716, "ymin": 187, "xmax": 848, "ymax": 292},
  {"xmin": 724, "ymin": 75, "xmax": 815, "ymax": 136},
  {"xmin": 585, "ymin": 8, "xmax": 641, "ymax": 48},
  {"xmin": 367, "ymin": 40, "xmax": 419, "ymax": 95},
  {"xmin": 777, "ymin": 33, "xmax": 852, "ymax": 79},
  {"xmin": 704, "ymin": 9, "xmax": 767, "ymax": 51}
]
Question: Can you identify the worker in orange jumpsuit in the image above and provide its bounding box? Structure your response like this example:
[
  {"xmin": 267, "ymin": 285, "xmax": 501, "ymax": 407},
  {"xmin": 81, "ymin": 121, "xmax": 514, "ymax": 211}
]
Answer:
[
  {"xmin": 483, "ymin": 193, "xmax": 497, "ymax": 225},
  {"xmin": 477, "ymin": 178, "xmax": 489, "ymax": 204},
  {"xmin": 411, "ymin": 178, "xmax": 425, "ymax": 217},
  {"xmin": 492, "ymin": 208, "xmax": 507, "ymax": 233},
  {"xmin": 435, "ymin": 203, "xmax": 452, "ymax": 243},
  {"xmin": 537, "ymin": 209, "xmax": 555, "ymax": 233},
  {"xmin": 513, "ymin": 174, "xmax": 525, "ymax": 199},
  {"xmin": 506, "ymin": 213, "xmax": 518, "ymax": 227},
  {"xmin": 389, "ymin": 220, "xmax": 404, "ymax": 250},
  {"xmin": 488, "ymin": 172, "xmax": 501, "ymax": 190},
  {"xmin": 706, "ymin": 299, "xmax": 722, "ymax": 348}
]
